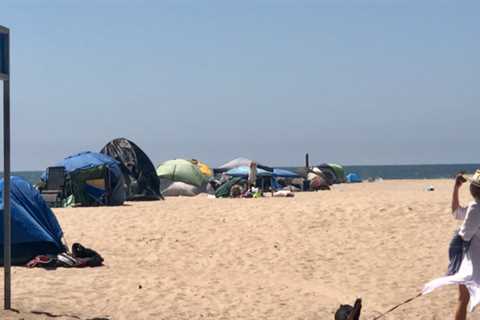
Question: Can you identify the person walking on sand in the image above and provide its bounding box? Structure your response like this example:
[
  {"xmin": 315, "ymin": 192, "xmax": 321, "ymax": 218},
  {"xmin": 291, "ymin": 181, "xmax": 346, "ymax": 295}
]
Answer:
[{"xmin": 423, "ymin": 170, "xmax": 480, "ymax": 319}]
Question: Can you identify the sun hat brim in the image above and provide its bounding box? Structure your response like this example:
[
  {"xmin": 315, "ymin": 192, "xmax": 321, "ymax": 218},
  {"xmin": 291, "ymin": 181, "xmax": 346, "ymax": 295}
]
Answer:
[{"xmin": 467, "ymin": 176, "xmax": 480, "ymax": 187}]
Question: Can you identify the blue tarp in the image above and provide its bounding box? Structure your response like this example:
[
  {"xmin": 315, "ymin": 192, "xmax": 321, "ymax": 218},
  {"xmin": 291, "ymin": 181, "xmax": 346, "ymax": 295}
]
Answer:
[
  {"xmin": 346, "ymin": 173, "xmax": 362, "ymax": 183},
  {"xmin": 272, "ymin": 168, "xmax": 301, "ymax": 178},
  {"xmin": 225, "ymin": 166, "xmax": 300, "ymax": 178},
  {"xmin": 0, "ymin": 176, "xmax": 65, "ymax": 265},
  {"xmin": 57, "ymin": 151, "xmax": 122, "ymax": 176},
  {"xmin": 225, "ymin": 166, "xmax": 272, "ymax": 177}
]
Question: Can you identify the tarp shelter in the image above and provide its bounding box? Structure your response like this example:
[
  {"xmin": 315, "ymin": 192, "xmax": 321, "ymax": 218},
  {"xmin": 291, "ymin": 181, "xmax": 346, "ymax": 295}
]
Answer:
[
  {"xmin": 157, "ymin": 159, "xmax": 207, "ymax": 188},
  {"xmin": 346, "ymin": 173, "xmax": 362, "ymax": 183},
  {"xmin": 215, "ymin": 157, "xmax": 273, "ymax": 175},
  {"xmin": 100, "ymin": 138, "xmax": 162, "ymax": 201},
  {"xmin": 46, "ymin": 151, "xmax": 126, "ymax": 206},
  {"xmin": 0, "ymin": 176, "xmax": 65, "ymax": 265},
  {"xmin": 218, "ymin": 157, "xmax": 253, "ymax": 171},
  {"xmin": 225, "ymin": 166, "xmax": 272, "ymax": 177},
  {"xmin": 272, "ymin": 168, "xmax": 302, "ymax": 178}
]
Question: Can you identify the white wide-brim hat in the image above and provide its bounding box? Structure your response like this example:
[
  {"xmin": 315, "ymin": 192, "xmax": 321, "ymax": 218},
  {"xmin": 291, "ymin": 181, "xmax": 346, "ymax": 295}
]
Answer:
[{"xmin": 467, "ymin": 170, "xmax": 480, "ymax": 187}]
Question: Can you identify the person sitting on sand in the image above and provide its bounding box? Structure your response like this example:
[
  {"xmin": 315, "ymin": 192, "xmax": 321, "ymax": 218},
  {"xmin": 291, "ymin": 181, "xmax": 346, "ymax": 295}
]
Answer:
[
  {"xmin": 423, "ymin": 170, "xmax": 480, "ymax": 319},
  {"xmin": 230, "ymin": 184, "xmax": 243, "ymax": 198}
]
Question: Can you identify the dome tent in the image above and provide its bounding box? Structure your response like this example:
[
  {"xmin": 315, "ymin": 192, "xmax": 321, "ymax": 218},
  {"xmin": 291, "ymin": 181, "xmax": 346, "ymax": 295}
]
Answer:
[
  {"xmin": 314, "ymin": 163, "xmax": 346, "ymax": 184},
  {"xmin": 346, "ymin": 173, "xmax": 362, "ymax": 183},
  {"xmin": 157, "ymin": 159, "xmax": 207, "ymax": 188},
  {"xmin": 328, "ymin": 163, "xmax": 346, "ymax": 183},
  {"xmin": 100, "ymin": 138, "xmax": 162, "ymax": 201},
  {"xmin": 0, "ymin": 176, "xmax": 65, "ymax": 265},
  {"xmin": 45, "ymin": 151, "xmax": 126, "ymax": 206}
]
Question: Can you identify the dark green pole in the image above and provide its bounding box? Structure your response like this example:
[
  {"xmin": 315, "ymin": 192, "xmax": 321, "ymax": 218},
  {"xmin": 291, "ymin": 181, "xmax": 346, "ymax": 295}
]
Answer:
[{"xmin": 1, "ymin": 25, "xmax": 11, "ymax": 310}]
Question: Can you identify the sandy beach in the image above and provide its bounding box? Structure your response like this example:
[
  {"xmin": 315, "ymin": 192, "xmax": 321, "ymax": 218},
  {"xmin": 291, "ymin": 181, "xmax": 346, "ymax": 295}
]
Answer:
[{"xmin": 0, "ymin": 179, "xmax": 477, "ymax": 319}]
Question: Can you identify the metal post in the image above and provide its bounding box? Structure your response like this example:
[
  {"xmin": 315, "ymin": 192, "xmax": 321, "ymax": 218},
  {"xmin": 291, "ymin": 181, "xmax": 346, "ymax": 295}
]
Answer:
[
  {"xmin": 3, "ymin": 78, "xmax": 10, "ymax": 310},
  {"xmin": 1, "ymin": 25, "xmax": 11, "ymax": 310}
]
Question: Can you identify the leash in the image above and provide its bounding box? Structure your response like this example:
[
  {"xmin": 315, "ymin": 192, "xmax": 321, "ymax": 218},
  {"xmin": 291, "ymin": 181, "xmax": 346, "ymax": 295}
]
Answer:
[{"xmin": 370, "ymin": 292, "xmax": 422, "ymax": 320}]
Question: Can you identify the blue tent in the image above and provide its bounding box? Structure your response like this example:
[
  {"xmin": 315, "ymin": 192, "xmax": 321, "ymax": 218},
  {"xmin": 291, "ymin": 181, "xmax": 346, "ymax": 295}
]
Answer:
[
  {"xmin": 45, "ymin": 151, "xmax": 126, "ymax": 206},
  {"xmin": 0, "ymin": 176, "xmax": 65, "ymax": 265},
  {"xmin": 346, "ymin": 173, "xmax": 362, "ymax": 183}
]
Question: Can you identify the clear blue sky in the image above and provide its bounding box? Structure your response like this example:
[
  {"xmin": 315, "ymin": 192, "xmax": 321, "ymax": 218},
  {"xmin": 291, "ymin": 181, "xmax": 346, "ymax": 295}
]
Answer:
[{"xmin": 1, "ymin": 1, "xmax": 479, "ymax": 170}]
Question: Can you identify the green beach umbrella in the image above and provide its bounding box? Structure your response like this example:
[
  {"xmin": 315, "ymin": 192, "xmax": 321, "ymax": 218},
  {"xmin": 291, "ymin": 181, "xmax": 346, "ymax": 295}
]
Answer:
[{"xmin": 157, "ymin": 159, "xmax": 207, "ymax": 187}]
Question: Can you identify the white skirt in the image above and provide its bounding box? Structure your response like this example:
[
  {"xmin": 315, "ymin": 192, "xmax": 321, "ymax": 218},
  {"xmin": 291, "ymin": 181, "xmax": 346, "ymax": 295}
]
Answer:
[{"xmin": 423, "ymin": 235, "xmax": 480, "ymax": 312}]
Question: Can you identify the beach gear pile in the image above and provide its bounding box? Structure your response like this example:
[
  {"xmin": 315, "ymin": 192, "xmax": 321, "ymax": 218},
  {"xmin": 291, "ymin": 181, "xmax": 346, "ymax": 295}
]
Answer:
[{"xmin": 26, "ymin": 243, "xmax": 104, "ymax": 269}]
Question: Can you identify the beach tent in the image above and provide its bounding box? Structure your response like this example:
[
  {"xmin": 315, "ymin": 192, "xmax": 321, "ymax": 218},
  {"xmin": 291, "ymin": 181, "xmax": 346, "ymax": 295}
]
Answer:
[
  {"xmin": 328, "ymin": 163, "xmax": 346, "ymax": 183},
  {"xmin": 100, "ymin": 138, "xmax": 162, "ymax": 201},
  {"xmin": 314, "ymin": 164, "xmax": 345, "ymax": 184},
  {"xmin": 46, "ymin": 151, "xmax": 126, "ymax": 206},
  {"xmin": 190, "ymin": 159, "xmax": 213, "ymax": 177},
  {"xmin": 162, "ymin": 181, "xmax": 201, "ymax": 197},
  {"xmin": 157, "ymin": 159, "xmax": 207, "ymax": 188},
  {"xmin": 346, "ymin": 173, "xmax": 362, "ymax": 183},
  {"xmin": 0, "ymin": 176, "xmax": 65, "ymax": 265}
]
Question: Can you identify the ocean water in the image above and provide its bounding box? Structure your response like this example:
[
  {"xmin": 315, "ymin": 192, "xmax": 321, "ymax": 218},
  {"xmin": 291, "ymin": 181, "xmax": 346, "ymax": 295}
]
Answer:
[
  {"xmin": 2, "ymin": 164, "xmax": 479, "ymax": 184},
  {"xmin": 343, "ymin": 164, "xmax": 480, "ymax": 180},
  {"xmin": 0, "ymin": 171, "xmax": 43, "ymax": 185}
]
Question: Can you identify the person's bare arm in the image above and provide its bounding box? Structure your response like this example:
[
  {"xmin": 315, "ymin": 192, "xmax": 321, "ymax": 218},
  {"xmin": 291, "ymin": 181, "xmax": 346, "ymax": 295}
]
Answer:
[{"xmin": 452, "ymin": 174, "xmax": 466, "ymax": 213}]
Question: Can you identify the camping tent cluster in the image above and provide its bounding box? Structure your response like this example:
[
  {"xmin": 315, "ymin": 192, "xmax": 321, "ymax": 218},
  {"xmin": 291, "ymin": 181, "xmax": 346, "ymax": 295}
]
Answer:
[
  {"xmin": 38, "ymin": 141, "xmax": 348, "ymax": 203},
  {"xmin": 212, "ymin": 159, "xmax": 347, "ymax": 197}
]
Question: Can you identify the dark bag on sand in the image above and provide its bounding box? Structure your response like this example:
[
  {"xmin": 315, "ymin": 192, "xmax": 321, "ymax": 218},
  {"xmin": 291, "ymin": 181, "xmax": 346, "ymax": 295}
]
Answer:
[
  {"xmin": 72, "ymin": 243, "xmax": 104, "ymax": 267},
  {"xmin": 447, "ymin": 231, "xmax": 471, "ymax": 276}
]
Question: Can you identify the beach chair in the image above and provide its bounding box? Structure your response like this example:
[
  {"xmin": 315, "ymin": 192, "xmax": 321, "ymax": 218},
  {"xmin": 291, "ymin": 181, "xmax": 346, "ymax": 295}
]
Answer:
[{"xmin": 41, "ymin": 166, "xmax": 66, "ymax": 207}]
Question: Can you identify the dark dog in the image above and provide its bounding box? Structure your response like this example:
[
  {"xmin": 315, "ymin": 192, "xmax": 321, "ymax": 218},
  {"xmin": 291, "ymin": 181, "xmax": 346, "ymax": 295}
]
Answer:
[
  {"xmin": 72, "ymin": 242, "xmax": 104, "ymax": 267},
  {"xmin": 335, "ymin": 298, "xmax": 362, "ymax": 320}
]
